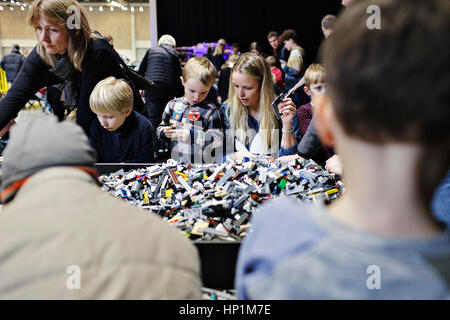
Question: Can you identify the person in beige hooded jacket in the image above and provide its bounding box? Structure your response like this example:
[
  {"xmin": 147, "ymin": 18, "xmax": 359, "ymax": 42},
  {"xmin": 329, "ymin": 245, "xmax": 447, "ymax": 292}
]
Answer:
[{"xmin": 0, "ymin": 115, "xmax": 201, "ymax": 299}]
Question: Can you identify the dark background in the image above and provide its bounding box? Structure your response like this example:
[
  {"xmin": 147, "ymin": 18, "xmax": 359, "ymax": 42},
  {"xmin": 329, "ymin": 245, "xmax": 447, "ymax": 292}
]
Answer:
[{"xmin": 157, "ymin": 0, "xmax": 343, "ymax": 67}]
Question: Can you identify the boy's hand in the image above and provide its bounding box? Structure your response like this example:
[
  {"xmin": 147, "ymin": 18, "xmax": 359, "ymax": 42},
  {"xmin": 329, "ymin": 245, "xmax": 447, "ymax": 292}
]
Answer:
[
  {"xmin": 279, "ymin": 98, "xmax": 296, "ymax": 128},
  {"xmin": 165, "ymin": 124, "xmax": 190, "ymax": 142},
  {"xmin": 172, "ymin": 128, "xmax": 190, "ymax": 142},
  {"xmin": 163, "ymin": 124, "xmax": 177, "ymax": 139},
  {"xmin": 325, "ymin": 155, "xmax": 343, "ymax": 176}
]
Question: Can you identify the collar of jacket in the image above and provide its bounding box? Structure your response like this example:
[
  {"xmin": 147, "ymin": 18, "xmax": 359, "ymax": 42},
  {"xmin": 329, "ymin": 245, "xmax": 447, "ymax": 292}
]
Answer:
[{"xmin": 0, "ymin": 166, "xmax": 99, "ymax": 204}]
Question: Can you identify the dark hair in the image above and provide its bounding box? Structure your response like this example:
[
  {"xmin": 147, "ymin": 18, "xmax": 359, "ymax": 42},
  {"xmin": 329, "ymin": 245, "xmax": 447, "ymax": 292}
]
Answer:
[
  {"xmin": 232, "ymin": 42, "xmax": 240, "ymax": 49},
  {"xmin": 267, "ymin": 31, "xmax": 279, "ymax": 39},
  {"xmin": 279, "ymin": 29, "xmax": 297, "ymax": 43},
  {"xmin": 250, "ymin": 42, "xmax": 262, "ymax": 53},
  {"xmin": 13, "ymin": 44, "xmax": 20, "ymax": 51},
  {"xmin": 321, "ymin": 14, "xmax": 336, "ymax": 30},
  {"xmin": 323, "ymin": 0, "xmax": 450, "ymax": 204}
]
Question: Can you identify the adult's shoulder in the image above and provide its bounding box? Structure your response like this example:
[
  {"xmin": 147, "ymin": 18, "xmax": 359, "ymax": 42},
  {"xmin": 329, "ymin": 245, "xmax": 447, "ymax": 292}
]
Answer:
[
  {"xmin": 89, "ymin": 37, "xmax": 114, "ymax": 52},
  {"xmin": 24, "ymin": 46, "xmax": 50, "ymax": 68},
  {"xmin": 162, "ymin": 45, "xmax": 179, "ymax": 56},
  {"xmin": 82, "ymin": 38, "xmax": 116, "ymax": 64}
]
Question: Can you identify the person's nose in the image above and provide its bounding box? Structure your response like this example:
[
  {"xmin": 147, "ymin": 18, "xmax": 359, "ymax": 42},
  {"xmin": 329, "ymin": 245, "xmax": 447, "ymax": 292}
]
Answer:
[{"xmin": 39, "ymin": 30, "xmax": 50, "ymax": 43}]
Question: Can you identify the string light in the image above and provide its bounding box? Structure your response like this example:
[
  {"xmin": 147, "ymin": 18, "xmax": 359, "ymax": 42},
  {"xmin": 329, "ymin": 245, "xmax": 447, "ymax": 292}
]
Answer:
[
  {"xmin": 139, "ymin": 7, "xmax": 143, "ymax": 12},
  {"xmin": 99, "ymin": 6, "xmax": 103, "ymax": 12},
  {"xmin": 130, "ymin": 6, "xmax": 134, "ymax": 12},
  {"xmin": 110, "ymin": 6, "xmax": 114, "ymax": 12},
  {"xmin": 89, "ymin": 6, "xmax": 92, "ymax": 11}
]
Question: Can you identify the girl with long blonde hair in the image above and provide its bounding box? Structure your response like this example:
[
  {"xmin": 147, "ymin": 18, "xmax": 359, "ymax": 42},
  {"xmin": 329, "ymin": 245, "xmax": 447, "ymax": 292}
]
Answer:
[{"xmin": 220, "ymin": 53, "xmax": 297, "ymax": 161}]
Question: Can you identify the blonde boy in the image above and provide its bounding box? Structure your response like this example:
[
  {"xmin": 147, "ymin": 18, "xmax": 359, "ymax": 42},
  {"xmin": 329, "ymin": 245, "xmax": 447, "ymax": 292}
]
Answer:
[
  {"xmin": 156, "ymin": 57, "xmax": 223, "ymax": 163},
  {"xmin": 296, "ymin": 64, "xmax": 333, "ymax": 165},
  {"xmin": 89, "ymin": 76, "xmax": 154, "ymax": 163},
  {"xmin": 297, "ymin": 64, "xmax": 326, "ymax": 136}
]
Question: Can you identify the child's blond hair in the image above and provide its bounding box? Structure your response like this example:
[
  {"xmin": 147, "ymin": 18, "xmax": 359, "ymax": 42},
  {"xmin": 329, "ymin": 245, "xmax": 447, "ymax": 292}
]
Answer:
[
  {"xmin": 89, "ymin": 77, "xmax": 133, "ymax": 114},
  {"xmin": 182, "ymin": 57, "xmax": 217, "ymax": 87},
  {"xmin": 304, "ymin": 64, "xmax": 326, "ymax": 88},
  {"xmin": 266, "ymin": 56, "xmax": 276, "ymax": 67}
]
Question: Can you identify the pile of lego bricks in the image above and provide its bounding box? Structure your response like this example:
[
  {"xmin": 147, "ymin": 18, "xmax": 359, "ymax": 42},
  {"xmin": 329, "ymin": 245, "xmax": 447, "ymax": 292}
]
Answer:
[
  {"xmin": 201, "ymin": 287, "xmax": 237, "ymax": 300},
  {"xmin": 99, "ymin": 158, "xmax": 344, "ymax": 241}
]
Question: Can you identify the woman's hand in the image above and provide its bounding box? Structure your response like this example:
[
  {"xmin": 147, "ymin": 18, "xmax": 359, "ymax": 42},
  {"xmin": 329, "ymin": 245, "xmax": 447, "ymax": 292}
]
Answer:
[
  {"xmin": 0, "ymin": 118, "xmax": 16, "ymax": 138},
  {"xmin": 279, "ymin": 97, "xmax": 296, "ymax": 129}
]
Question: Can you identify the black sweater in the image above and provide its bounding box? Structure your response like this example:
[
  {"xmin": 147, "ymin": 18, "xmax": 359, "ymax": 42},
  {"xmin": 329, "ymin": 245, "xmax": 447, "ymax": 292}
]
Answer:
[
  {"xmin": 138, "ymin": 45, "xmax": 182, "ymax": 86},
  {"xmin": 0, "ymin": 38, "xmax": 125, "ymax": 135},
  {"xmin": 89, "ymin": 111, "xmax": 154, "ymax": 163}
]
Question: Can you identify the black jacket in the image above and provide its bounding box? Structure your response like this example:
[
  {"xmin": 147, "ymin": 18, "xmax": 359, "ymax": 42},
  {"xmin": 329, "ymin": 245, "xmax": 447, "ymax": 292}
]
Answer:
[
  {"xmin": 0, "ymin": 38, "xmax": 139, "ymax": 135},
  {"xmin": 138, "ymin": 45, "xmax": 182, "ymax": 87},
  {"xmin": 218, "ymin": 67, "xmax": 232, "ymax": 101},
  {"xmin": 0, "ymin": 49, "xmax": 25, "ymax": 83}
]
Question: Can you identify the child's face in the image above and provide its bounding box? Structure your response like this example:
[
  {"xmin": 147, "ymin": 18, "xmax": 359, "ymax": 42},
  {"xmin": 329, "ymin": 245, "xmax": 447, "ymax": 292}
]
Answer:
[
  {"xmin": 283, "ymin": 39, "xmax": 295, "ymax": 51},
  {"xmin": 304, "ymin": 82, "xmax": 326, "ymax": 99},
  {"xmin": 96, "ymin": 109, "xmax": 131, "ymax": 132},
  {"xmin": 232, "ymin": 71, "xmax": 261, "ymax": 110},
  {"xmin": 181, "ymin": 77, "xmax": 211, "ymax": 105}
]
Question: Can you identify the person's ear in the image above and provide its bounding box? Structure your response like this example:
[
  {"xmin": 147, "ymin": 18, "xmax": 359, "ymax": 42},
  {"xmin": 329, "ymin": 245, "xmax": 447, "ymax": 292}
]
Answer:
[
  {"xmin": 315, "ymin": 94, "xmax": 336, "ymax": 147},
  {"xmin": 125, "ymin": 106, "xmax": 132, "ymax": 117},
  {"xmin": 304, "ymin": 86, "xmax": 311, "ymax": 96},
  {"xmin": 180, "ymin": 76, "xmax": 185, "ymax": 86}
]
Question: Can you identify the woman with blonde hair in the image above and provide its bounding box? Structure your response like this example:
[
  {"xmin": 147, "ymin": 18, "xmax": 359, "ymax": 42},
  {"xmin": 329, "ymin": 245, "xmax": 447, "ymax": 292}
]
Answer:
[
  {"xmin": 220, "ymin": 53, "xmax": 297, "ymax": 161},
  {"xmin": 210, "ymin": 42, "xmax": 226, "ymax": 71},
  {"xmin": 0, "ymin": 0, "xmax": 145, "ymax": 135}
]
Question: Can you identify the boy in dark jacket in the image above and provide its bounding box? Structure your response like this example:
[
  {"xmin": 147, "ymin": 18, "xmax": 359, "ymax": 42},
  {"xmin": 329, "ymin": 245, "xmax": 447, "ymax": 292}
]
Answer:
[{"xmin": 89, "ymin": 76, "xmax": 154, "ymax": 163}]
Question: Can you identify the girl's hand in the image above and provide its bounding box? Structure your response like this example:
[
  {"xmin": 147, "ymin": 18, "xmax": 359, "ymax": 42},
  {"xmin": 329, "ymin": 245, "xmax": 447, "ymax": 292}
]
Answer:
[
  {"xmin": 233, "ymin": 150, "xmax": 254, "ymax": 162},
  {"xmin": 279, "ymin": 97, "xmax": 296, "ymax": 127}
]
